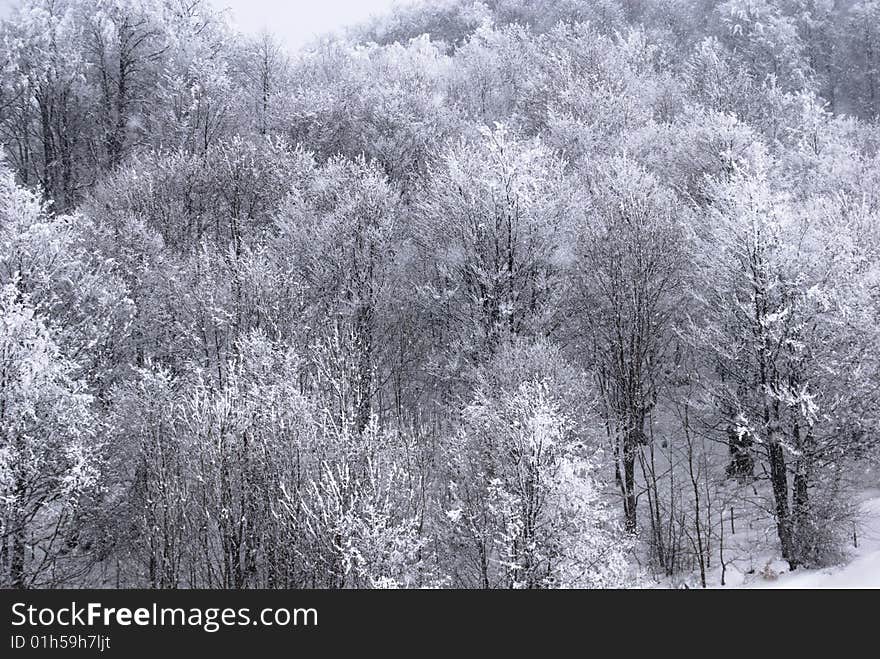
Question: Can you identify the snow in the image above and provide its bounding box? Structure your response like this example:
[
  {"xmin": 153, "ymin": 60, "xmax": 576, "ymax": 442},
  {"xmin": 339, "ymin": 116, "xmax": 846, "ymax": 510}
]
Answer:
[{"xmin": 748, "ymin": 490, "xmax": 880, "ymax": 589}]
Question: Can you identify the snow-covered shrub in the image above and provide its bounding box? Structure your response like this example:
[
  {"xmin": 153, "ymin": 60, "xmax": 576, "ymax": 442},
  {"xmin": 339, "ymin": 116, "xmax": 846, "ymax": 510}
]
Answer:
[
  {"xmin": 444, "ymin": 339, "xmax": 630, "ymax": 588},
  {"xmin": 0, "ymin": 284, "xmax": 98, "ymax": 587}
]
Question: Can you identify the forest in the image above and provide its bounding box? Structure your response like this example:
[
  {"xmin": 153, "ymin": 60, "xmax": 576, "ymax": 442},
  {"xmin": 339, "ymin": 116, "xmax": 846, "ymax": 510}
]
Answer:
[{"xmin": 0, "ymin": 0, "xmax": 878, "ymax": 589}]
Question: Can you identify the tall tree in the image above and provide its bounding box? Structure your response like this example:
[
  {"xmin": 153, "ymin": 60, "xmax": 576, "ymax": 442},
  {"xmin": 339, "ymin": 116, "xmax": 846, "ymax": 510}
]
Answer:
[{"xmin": 569, "ymin": 156, "xmax": 687, "ymax": 533}]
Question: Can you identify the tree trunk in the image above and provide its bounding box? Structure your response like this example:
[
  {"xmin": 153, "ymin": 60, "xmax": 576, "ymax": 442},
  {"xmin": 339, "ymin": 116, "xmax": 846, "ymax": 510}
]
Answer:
[
  {"xmin": 767, "ymin": 439, "xmax": 795, "ymax": 568},
  {"xmin": 622, "ymin": 432, "xmax": 637, "ymax": 533},
  {"xmin": 10, "ymin": 510, "xmax": 26, "ymax": 588}
]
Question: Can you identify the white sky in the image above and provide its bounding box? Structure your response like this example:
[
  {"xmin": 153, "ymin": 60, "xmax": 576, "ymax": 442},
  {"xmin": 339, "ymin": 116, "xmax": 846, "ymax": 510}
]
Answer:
[
  {"xmin": 0, "ymin": 1, "xmax": 414, "ymax": 50},
  {"xmin": 210, "ymin": 0, "xmax": 413, "ymax": 50},
  {"xmin": 0, "ymin": 0, "xmax": 15, "ymax": 20}
]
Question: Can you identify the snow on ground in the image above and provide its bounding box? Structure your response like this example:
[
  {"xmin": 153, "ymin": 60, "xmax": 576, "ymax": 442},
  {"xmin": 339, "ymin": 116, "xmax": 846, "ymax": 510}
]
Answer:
[
  {"xmin": 747, "ymin": 489, "xmax": 880, "ymax": 589},
  {"xmin": 653, "ymin": 487, "xmax": 880, "ymax": 589}
]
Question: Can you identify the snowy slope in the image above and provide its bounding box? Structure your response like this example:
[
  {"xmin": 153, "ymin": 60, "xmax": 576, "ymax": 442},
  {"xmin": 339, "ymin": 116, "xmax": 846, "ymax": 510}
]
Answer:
[{"xmin": 750, "ymin": 491, "xmax": 880, "ymax": 589}]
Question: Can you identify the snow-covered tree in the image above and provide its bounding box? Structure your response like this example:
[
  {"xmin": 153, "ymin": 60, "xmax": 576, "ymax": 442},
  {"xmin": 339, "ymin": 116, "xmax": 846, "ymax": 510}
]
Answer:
[
  {"xmin": 0, "ymin": 284, "xmax": 98, "ymax": 587},
  {"xmin": 690, "ymin": 145, "xmax": 879, "ymax": 567},
  {"xmin": 568, "ymin": 156, "xmax": 688, "ymax": 533},
  {"xmin": 443, "ymin": 339, "xmax": 630, "ymax": 588},
  {"xmin": 414, "ymin": 125, "xmax": 568, "ymax": 377}
]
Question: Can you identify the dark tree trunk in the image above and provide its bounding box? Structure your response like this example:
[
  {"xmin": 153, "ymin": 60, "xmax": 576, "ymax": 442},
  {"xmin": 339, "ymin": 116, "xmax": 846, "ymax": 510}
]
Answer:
[
  {"xmin": 354, "ymin": 302, "xmax": 374, "ymax": 436},
  {"xmin": 791, "ymin": 419, "xmax": 811, "ymax": 568},
  {"xmin": 622, "ymin": 433, "xmax": 637, "ymax": 533},
  {"xmin": 726, "ymin": 423, "xmax": 754, "ymax": 482},
  {"xmin": 767, "ymin": 440, "xmax": 795, "ymax": 568},
  {"xmin": 10, "ymin": 509, "xmax": 26, "ymax": 589}
]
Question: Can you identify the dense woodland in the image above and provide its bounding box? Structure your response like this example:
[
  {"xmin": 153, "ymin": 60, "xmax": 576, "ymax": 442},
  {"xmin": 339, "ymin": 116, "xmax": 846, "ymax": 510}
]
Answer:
[{"xmin": 0, "ymin": 0, "xmax": 879, "ymax": 588}]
